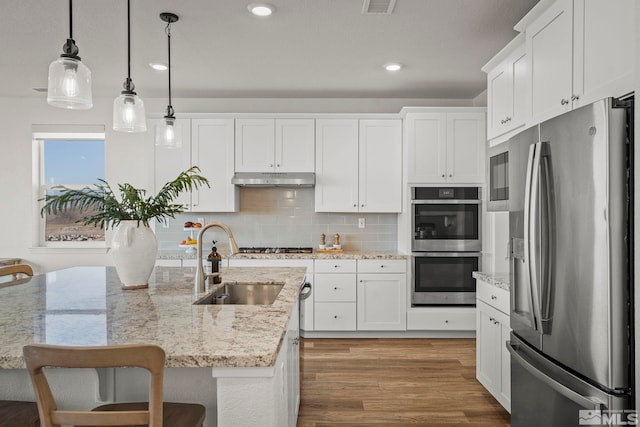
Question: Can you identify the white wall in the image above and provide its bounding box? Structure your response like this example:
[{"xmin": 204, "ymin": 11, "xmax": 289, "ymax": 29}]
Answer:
[{"xmin": 0, "ymin": 96, "xmax": 475, "ymax": 274}]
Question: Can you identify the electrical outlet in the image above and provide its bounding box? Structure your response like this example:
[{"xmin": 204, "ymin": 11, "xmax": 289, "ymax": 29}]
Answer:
[
  {"xmin": 197, "ymin": 217, "xmax": 204, "ymax": 224},
  {"xmin": 358, "ymin": 218, "xmax": 365, "ymax": 229}
]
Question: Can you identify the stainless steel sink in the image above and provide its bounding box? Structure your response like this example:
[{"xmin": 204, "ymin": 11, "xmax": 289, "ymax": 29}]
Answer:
[{"xmin": 194, "ymin": 282, "xmax": 284, "ymax": 305}]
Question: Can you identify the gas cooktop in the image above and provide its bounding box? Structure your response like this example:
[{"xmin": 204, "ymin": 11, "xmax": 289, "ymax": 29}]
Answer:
[{"xmin": 238, "ymin": 247, "xmax": 314, "ymax": 254}]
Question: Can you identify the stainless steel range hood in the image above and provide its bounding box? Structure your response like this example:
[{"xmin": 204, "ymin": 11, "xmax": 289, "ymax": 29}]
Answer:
[{"xmin": 231, "ymin": 172, "xmax": 315, "ymax": 187}]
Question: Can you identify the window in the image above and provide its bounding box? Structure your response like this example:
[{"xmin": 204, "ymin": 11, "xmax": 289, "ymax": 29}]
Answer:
[{"xmin": 33, "ymin": 128, "xmax": 106, "ymax": 247}]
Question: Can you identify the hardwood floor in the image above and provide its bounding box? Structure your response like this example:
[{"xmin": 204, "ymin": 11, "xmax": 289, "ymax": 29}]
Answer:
[{"xmin": 297, "ymin": 338, "xmax": 510, "ymax": 427}]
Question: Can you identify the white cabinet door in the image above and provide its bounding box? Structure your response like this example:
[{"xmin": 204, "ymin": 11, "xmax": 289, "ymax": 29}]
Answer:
[
  {"xmin": 286, "ymin": 302, "xmax": 300, "ymax": 426},
  {"xmin": 572, "ymin": 0, "xmax": 635, "ymax": 108},
  {"xmin": 275, "ymin": 119, "xmax": 315, "ymax": 173},
  {"xmin": 476, "ymin": 300, "xmax": 499, "ymax": 396},
  {"xmin": 498, "ymin": 316, "xmax": 511, "ymax": 413},
  {"xmin": 527, "ymin": 0, "xmax": 574, "ymax": 124},
  {"xmin": 487, "ymin": 64, "xmax": 512, "ymax": 139},
  {"xmin": 446, "ymin": 113, "xmax": 485, "ymax": 184},
  {"xmin": 356, "ymin": 273, "xmax": 406, "ymax": 331},
  {"xmin": 406, "ymin": 113, "xmax": 447, "ymax": 183},
  {"xmin": 191, "ymin": 119, "xmax": 238, "ymax": 212},
  {"xmin": 153, "ymin": 118, "xmax": 192, "ymax": 210},
  {"xmin": 235, "ymin": 119, "xmax": 275, "ymax": 172},
  {"xmin": 315, "ymin": 119, "xmax": 359, "ymax": 212},
  {"xmin": 486, "ymin": 40, "xmax": 527, "ymax": 141},
  {"xmin": 358, "ymin": 120, "xmax": 402, "ymax": 213}
]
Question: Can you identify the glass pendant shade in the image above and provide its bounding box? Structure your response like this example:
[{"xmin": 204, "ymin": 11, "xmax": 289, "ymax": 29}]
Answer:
[
  {"xmin": 47, "ymin": 56, "xmax": 93, "ymax": 110},
  {"xmin": 155, "ymin": 117, "xmax": 182, "ymax": 148},
  {"xmin": 113, "ymin": 93, "xmax": 147, "ymax": 133}
]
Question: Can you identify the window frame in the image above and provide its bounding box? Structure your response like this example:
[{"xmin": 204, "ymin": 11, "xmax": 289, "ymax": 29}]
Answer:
[{"xmin": 33, "ymin": 130, "xmax": 108, "ymax": 250}]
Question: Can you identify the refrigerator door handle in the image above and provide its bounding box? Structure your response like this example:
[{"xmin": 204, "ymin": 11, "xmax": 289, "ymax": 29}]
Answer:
[
  {"xmin": 540, "ymin": 143, "xmax": 554, "ymax": 332},
  {"xmin": 507, "ymin": 341, "xmax": 606, "ymax": 410},
  {"xmin": 524, "ymin": 143, "xmax": 544, "ymax": 333}
]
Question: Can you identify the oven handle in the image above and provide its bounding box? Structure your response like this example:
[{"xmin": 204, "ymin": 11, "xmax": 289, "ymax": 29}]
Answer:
[
  {"xmin": 411, "ymin": 200, "xmax": 481, "ymax": 205},
  {"xmin": 411, "ymin": 252, "xmax": 482, "ymax": 258}
]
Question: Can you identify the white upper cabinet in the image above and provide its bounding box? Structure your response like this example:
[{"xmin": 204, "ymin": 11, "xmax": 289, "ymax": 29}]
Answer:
[
  {"xmin": 525, "ymin": 0, "xmax": 634, "ymax": 124},
  {"xmin": 572, "ymin": 0, "xmax": 635, "ymax": 107},
  {"xmin": 276, "ymin": 119, "xmax": 315, "ymax": 172},
  {"xmin": 315, "ymin": 119, "xmax": 359, "ymax": 212},
  {"xmin": 315, "ymin": 119, "xmax": 402, "ymax": 213},
  {"xmin": 191, "ymin": 119, "xmax": 238, "ymax": 212},
  {"xmin": 483, "ymin": 34, "xmax": 527, "ymax": 141},
  {"xmin": 405, "ymin": 110, "xmax": 485, "ymax": 184},
  {"xmin": 358, "ymin": 120, "xmax": 402, "ymax": 213},
  {"xmin": 153, "ymin": 117, "xmax": 238, "ymax": 213},
  {"xmin": 235, "ymin": 118, "xmax": 315, "ymax": 173}
]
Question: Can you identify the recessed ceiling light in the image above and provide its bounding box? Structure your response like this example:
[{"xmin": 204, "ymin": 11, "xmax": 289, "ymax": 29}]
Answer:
[
  {"xmin": 149, "ymin": 62, "xmax": 168, "ymax": 71},
  {"xmin": 248, "ymin": 3, "xmax": 275, "ymax": 16},
  {"xmin": 384, "ymin": 63, "xmax": 403, "ymax": 72}
]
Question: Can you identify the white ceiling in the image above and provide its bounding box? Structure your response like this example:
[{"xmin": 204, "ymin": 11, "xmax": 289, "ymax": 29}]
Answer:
[{"xmin": 3, "ymin": 0, "xmax": 539, "ymax": 100}]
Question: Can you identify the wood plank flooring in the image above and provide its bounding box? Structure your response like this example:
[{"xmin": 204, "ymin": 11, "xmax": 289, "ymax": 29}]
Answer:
[{"xmin": 297, "ymin": 338, "xmax": 510, "ymax": 427}]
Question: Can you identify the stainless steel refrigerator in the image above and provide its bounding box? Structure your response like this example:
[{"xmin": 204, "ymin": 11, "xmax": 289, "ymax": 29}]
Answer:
[{"xmin": 507, "ymin": 97, "xmax": 634, "ymax": 426}]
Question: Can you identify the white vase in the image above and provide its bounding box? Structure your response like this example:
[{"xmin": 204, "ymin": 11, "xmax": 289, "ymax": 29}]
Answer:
[{"xmin": 111, "ymin": 220, "xmax": 158, "ymax": 289}]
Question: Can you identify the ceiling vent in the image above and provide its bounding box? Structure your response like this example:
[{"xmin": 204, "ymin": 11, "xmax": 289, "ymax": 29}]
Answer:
[{"xmin": 362, "ymin": 0, "xmax": 396, "ymax": 15}]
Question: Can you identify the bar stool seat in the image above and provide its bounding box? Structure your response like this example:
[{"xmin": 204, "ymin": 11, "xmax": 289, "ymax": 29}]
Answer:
[{"xmin": 0, "ymin": 400, "xmax": 40, "ymax": 427}]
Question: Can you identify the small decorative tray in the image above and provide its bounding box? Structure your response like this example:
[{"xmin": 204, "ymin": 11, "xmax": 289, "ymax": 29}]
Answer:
[{"xmin": 316, "ymin": 248, "xmax": 343, "ymax": 254}]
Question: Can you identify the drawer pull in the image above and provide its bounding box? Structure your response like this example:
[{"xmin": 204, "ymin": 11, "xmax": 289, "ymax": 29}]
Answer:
[
  {"xmin": 334, "ymin": 265, "xmax": 339, "ymax": 268},
  {"xmin": 561, "ymin": 98, "xmax": 570, "ymax": 105},
  {"xmin": 445, "ymin": 320, "xmax": 449, "ymax": 323},
  {"xmin": 334, "ymin": 315, "xmax": 338, "ymax": 319},
  {"xmin": 491, "ymin": 295, "xmax": 497, "ymax": 300},
  {"xmin": 489, "ymin": 317, "xmax": 495, "ymax": 322},
  {"xmin": 380, "ymin": 265, "xmax": 384, "ymax": 268},
  {"xmin": 334, "ymin": 287, "xmax": 338, "ymax": 290}
]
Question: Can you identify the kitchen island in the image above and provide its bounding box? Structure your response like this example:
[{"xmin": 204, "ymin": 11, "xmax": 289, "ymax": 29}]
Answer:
[{"xmin": 0, "ymin": 265, "xmax": 306, "ymax": 427}]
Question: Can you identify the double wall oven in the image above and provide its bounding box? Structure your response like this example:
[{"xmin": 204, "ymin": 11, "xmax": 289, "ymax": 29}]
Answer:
[{"xmin": 411, "ymin": 187, "xmax": 481, "ymax": 306}]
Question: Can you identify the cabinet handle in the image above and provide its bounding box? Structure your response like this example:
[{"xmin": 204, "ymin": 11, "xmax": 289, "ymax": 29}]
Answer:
[
  {"xmin": 445, "ymin": 320, "xmax": 449, "ymax": 324},
  {"xmin": 449, "ymin": 174, "xmax": 453, "ymax": 178},
  {"xmin": 380, "ymin": 265, "xmax": 384, "ymax": 268},
  {"xmin": 270, "ymin": 164, "xmax": 274, "ymax": 167},
  {"xmin": 361, "ymin": 204, "xmax": 364, "ymax": 207},
  {"xmin": 491, "ymin": 295, "xmax": 497, "ymax": 300},
  {"xmin": 500, "ymin": 119, "xmax": 506, "ymax": 124},
  {"xmin": 571, "ymin": 94, "xmax": 580, "ymax": 101},
  {"xmin": 353, "ymin": 204, "xmax": 357, "ymax": 207},
  {"xmin": 494, "ymin": 320, "xmax": 500, "ymax": 325},
  {"xmin": 505, "ymin": 116, "xmax": 511, "ymax": 122},
  {"xmin": 334, "ymin": 287, "xmax": 338, "ymax": 290},
  {"xmin": 359, "ymin": 280, "xmax": 363, "ymax": 283},
  {"xmin": 334, "ymin": 265, "xmax": 339, "ymax": 268},
  {"xmin": 276, "ymin": 164, "xmax": 281, "ymax": 167},
  {"xmin": 441, "ymin": 174, "xmax": 445, "ymax": 178},
  {"xmin": 561, "ymin": 99, "xmax": 570, "ymax": 105},
  {"xmin": 334, "ymin": 315, "xmax": 338, "ymax": 319}
]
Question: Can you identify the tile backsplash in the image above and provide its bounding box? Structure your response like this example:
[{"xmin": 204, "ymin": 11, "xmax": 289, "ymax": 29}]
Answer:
[{"xmin": 156, "ymin": 188, "xmax": 398, "ymax": 253}]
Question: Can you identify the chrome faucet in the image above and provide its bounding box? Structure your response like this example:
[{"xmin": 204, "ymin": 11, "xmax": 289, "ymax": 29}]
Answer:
[{"xmin": 194, "ymin": 222, "xmax": 239, "ymax": 295}]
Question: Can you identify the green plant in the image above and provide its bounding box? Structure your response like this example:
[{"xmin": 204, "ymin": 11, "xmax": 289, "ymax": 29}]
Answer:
[{"xmin": 40, "ymin": 166, "xmax": 209, "ymax": 229}]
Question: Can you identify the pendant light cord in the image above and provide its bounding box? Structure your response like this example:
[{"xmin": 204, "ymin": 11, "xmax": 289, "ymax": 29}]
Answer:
[
  {"xmin": 165, "ymin": 21, "xmax": 173, "ymax": 116},
  {"xmin": 69, "ymin": 0, "xmax": 73, "ymax": 39},
  {"xmin": 127, "ymin": 0, "xmax": 131, "ymax": 81}
]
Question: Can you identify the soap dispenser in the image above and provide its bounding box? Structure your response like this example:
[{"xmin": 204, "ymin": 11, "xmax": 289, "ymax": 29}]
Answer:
[{"xmin": 207, "ymin": 240, "xmax": 222, "ymax": 284}]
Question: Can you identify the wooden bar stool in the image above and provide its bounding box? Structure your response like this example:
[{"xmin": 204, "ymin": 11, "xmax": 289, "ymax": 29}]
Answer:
[
  {"xmin": 23, "ymin": 343, "xmax": 205, "ymax": 427},
  {"xmin": 0, "ymin": 263, "xmax": 34, "ymax": 280}
]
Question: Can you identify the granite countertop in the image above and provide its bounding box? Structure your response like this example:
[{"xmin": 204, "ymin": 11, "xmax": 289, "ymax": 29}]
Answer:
[
  {"xmin": 0, "ymin": 266, "xmax": 305, "ymax": 370},
  {"xmin": 472, "ymin": 271, "xmax": 510, "ymax": 292},
  {"xmin": 158, "ymin": 250, "xmax": 408, "ymax": 261}
]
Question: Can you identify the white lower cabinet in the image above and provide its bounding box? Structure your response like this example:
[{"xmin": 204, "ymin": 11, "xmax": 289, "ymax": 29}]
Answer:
[
  {"xmin": 314, "ymin": 260, "xmax": 357, "ymax": 331},
  {"xmin": 285, "ymin": 302, "xmax": 300, "ymax": 426},
  {"xmin": 475, "ymin": 280, "xmax": 511, "ymax": 412},
  {"xmin": 356, "ymin": 259, "xmax": 407, "ymax": 331}
]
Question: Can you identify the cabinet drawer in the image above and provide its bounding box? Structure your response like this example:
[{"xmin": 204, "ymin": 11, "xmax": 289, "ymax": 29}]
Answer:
[
  {"xmin": 314, "ymin": 259, "xmax": 357, "ymax": 273},
  {"xmin": 407, "ymin": 308, "xmax": 476, "ymax": 331},
  {"xmin": 314, "ymin": 274, "xmax": 356, "ymax": 302},
  {"xmin": 476, "ymin": 279, "xmax": 510, "ymax": 315},
  {"xmin": 357, "ymin": 259, "xmax": 406, "ymax": 274},
  {"xmin": 314, "ymin": 302, "xmax": 357, "ymax": 331}
]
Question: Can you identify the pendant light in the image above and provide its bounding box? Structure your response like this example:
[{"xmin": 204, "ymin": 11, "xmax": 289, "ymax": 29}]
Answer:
[
  {"xmin": 155, "ymin": 13, "xmax": 182, "ymax": 148},
  {"xmin": 113, "ymin": 0, "xmax": 147, "ymax": 132},
  {"xmin": 47, "ymin": 0, "xmax": 93, "ymax": 110}
]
